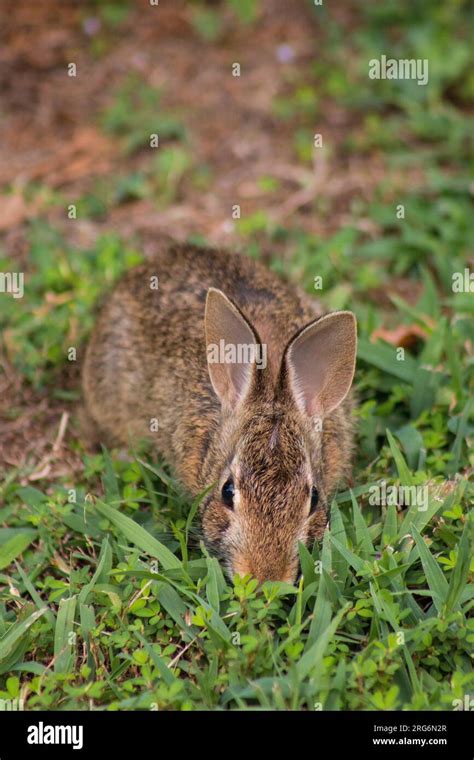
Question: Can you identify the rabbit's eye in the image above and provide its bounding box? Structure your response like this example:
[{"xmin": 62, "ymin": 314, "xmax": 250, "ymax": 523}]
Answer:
[
  {"xmin": 221, "ymin": 477, "xmax": 235, "ymax": 509},
  {"xmin": 310, "ymin": 486, "xmax": 319, "ymax": 514}
]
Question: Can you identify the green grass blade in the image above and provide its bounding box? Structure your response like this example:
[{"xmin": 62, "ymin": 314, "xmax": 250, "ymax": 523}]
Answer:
[
  {"xmin": 330, "ymin": 500, "xmax": 349, "ymax": 587},
  {"xmin": 298, "ymin": 541, "xmax": 317, "ymax": 586},
  {"xmin": 205, "ymin": 556, "xmax": 224, "ymax": 613},
  {"xmin": 386, "ymin": 429, "xmax": 414, "ymax": 486},
  {"xmin": 445, "ymin": 517, "xmax": 472, "ymax": 613},
  {"xmin": 0, "ymin": 532, "xmax": 36, "ymax": 570},
  {"xmin": 297, "ymin": 603, "xmax": 349, "ymax": 680},
  {"xmin": 398, "ymin": 488, "xmax": 449, "ymax": 543},
  {"xmin": 329, "ymin": 535, "xmax": 367, "ymax": 575},
  {"xmin": 0, "ymin": 607, "xmax": 47, "ymax": 662},
  {"xmin": 94, "ymin": 499, "xmax": 181, "ymax": 570},
  {"xmin": 357, "ymin": 337, "xmax": 416, "ymax": 382},
  {"xmin": 101, "ymin": 446, "xmax": 121, "ymax": 502},
  {"xmin": 394, "ymin": 425, "xmax": 425, "ymax": 471},
  {"xmin": 78, "ymin": 536, "xmax": 112, "ymax": 606},
  {"xmin": 14, "ymin": 561, "xmax": 56, "ymax": 627},
  {"xmin": 411, "ymin": 526, "xmax": 449, "ymax": 614},
  {"xmin": 382, "ymin": 502, "xmax": 398, "ymax": 546},
  {"xmin": 305, "ymin": 573, "xmax": 332, "ymax": 650},
  {"xmin": 54, "ymin": 596, "xmax": 77, "ymax": 674},
  {"xmin": 351, "ymin": 490, "xmax": 374, "ymax": 558},
  {"xmin": 449, "ymin": 397, "xmax": 474, "ymax": 474}
]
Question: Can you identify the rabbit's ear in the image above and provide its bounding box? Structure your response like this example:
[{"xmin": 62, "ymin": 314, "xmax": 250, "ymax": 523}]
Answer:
[
  {"xmin": 205, "ymin": 288, "xmax": 258, "ymax": 408},
  {"xmin": 284, "ymin": 311, "xmax": 357, "ymax": 417}
]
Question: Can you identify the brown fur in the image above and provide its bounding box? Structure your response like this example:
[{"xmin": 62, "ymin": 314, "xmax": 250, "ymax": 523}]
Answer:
[{"xmin": 82, "ymin": 244, "xmax": 356, "ymax": 582}]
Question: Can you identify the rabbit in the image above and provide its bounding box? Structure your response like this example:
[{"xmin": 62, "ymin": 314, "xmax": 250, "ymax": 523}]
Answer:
[{"xmin": 82, "ymin": 243, "xmax": 357, "ymax": 583}]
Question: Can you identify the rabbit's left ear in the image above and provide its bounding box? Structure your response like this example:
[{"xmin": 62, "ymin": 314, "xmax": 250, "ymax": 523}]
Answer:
[
  {"xmin": 283, "ymin": 311, "xmax": 357, "ymax": 417},
  {"xmin": 205, "ymin": 288, "xmax": 259, "ymax": 409}
]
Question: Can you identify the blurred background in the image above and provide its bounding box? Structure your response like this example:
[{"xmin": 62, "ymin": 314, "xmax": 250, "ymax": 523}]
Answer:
[{"xmin": 0, "ymin": 0, "xmax": 473, "ymax": 476}]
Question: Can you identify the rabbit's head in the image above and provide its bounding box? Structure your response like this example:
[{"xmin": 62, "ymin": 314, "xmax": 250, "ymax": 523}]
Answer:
[{"xmin": 201, "ymin": 288, "xmax": 357, "ymax": 583}]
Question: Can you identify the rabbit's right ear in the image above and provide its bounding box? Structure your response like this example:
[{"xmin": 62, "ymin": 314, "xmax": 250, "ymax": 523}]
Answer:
[
  {"xmin": 205, "ymin": 288, "xmax": 258, "ymax": 409},
  {"xmin": 283, "ymin": 311, "xmax": 357, "ymax": 418}
]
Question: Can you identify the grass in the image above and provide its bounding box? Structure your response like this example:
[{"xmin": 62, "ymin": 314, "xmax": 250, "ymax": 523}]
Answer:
[
  {"xmin": 100, "ymin": 74, "xmax": 186, "ymax": 155},
  {"xmin": 0, "ymin": 0, "xmax": 473, "ymax": 710},
  {"xmin": 0, "ymin": 208, "xmax": 472, "ymax": 708}
]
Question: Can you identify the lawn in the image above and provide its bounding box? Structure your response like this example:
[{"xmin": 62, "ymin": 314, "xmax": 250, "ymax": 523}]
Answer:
[{"xmin": 0, "ymin": 0, "xmax": 472, "ymax": 711}]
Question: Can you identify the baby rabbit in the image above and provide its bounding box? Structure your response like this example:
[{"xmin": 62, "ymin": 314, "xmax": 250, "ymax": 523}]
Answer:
[{"xmin": 82, "ymin": 244, "xmax": 357, "ymax": 583}]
